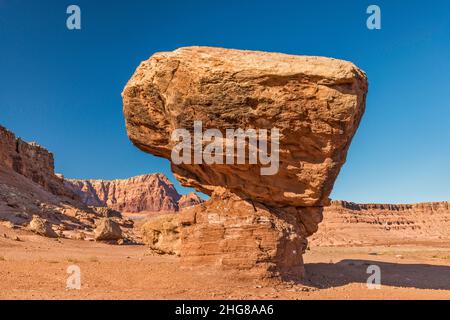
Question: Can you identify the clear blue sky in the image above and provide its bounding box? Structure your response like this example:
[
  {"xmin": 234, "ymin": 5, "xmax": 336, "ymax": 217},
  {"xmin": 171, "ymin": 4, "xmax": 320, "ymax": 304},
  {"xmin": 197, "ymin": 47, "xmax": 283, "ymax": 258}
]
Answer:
[{"xmin": 1, "ymin": 0, "xmax": 449, "ymax": 203}]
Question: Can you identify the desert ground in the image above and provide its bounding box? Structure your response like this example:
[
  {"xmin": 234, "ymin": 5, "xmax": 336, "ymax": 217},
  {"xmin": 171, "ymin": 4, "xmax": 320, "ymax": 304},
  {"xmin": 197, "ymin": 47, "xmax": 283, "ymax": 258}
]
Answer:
[{"xmin": 1, "ymin": 223, "xmax": 449, "ymax": 300}]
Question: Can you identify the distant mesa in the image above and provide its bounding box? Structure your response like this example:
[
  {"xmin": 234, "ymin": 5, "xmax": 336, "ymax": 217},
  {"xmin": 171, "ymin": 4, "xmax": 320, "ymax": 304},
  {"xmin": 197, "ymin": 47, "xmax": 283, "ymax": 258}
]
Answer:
[{"xmin": 311, "ymin": 200, "xmax": 450, "ymax": 246}]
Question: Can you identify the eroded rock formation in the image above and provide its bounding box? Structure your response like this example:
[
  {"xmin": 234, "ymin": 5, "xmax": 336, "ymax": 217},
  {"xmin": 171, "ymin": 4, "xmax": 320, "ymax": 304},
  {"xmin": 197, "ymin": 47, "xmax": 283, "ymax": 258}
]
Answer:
[
  {"xmin": 0, "ymin": 125, "xmax": 76, "ymax": 198},
  {"xmin": 123, "ymin": 46, "xmax": 368, "ymax": 277},
  {"xmin": 180, "ymin": 188, "xmax": 323, "ymax": 277},
  {"xmin": 65, "ymin": 174, "xmax": 202, "ymax": 213},
  {"xmin": 141, "ymin": 214, "xmax": 181, "ymax": 255}
]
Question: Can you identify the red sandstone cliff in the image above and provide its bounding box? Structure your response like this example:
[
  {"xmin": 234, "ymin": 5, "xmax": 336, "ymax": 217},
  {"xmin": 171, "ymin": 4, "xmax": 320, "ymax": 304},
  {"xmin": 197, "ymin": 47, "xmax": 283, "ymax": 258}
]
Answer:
[
  {"xmin": 64, "ymin": 174, "xmax": 204, "ymax": 213},
  {"xmin": 0, "ymin": 125, "xmax": 137, "ymax": 241},
  {"xmin": 0, "ymin": 126, "xmax": 101, "ymax": 236},
  {"xmin": 0, "ymin": 125, "xmax": 76, "ymax": 199},
  {"xmin": 311, "ymin": 200, "xmax": 450, "ymax": 246}
]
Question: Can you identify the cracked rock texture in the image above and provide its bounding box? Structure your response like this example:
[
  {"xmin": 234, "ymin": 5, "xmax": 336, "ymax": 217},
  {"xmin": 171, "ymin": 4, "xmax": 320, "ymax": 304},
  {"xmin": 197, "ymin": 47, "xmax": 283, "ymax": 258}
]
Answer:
[{"xmin": 123, "ymin": 46, "xmax": 367, "ymax": 277}]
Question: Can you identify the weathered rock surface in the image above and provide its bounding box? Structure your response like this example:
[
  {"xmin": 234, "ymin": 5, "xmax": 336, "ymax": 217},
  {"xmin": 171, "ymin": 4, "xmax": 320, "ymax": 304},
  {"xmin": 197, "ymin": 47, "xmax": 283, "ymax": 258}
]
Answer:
[
  {"xmin": 123, "ymin": 46, "xmax": 367, "ymax": 207},
  {"xmin": 123, "ymin": 46, "xmax": 367, "ymax": 277},
  {"xmin": 94, "ymin": 218, "xmax": 123, "ymax": 241},
  {"xmin": 180, "ymin": 188, "xmax": 322, "ymax": 277},
  {"xmin": 65, "ymin": 174, "xmax": 203, "ymax": 213},
  {"xmin": 311, "ymin": 201, "xmax": 450, "ymax": 246},
  {"xmin": 141, "ymin": 214, "xmax": 181, "ymax": 255}
]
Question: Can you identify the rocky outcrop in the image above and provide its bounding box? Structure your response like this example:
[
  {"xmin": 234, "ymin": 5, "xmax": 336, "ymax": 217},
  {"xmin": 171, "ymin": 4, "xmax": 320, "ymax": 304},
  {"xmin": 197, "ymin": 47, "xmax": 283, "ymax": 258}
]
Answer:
[
  {"xmin": 141, "ymin": 214, "xmax": 181, "ymax": 255},
  {"xmin": 65, "ymin": 174, "xmax": 204, "ymax": 213},
  {"xmin": 311, "ymin": 201, "xmax": 450, "ymax": 246},
  {"xmin": 123, "ymin": 47, "xmax": 367, "ymax": 277}
]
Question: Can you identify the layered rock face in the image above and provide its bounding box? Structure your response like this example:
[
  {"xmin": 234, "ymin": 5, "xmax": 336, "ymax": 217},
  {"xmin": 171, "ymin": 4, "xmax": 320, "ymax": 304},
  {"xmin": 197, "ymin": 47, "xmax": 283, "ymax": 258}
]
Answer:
[
  {"xmin": 0, "ymin": 125, "xmax": 132, "ymax": 240},
  {"xmin": 0, "ymin": 125, "xmax": 76, "ymax": 198},
  {"xmin": 311, "ymin": 201, "xmax": 450, "ymax": 246},
  {"xmin": 65, "ymin": 174, "xmax": 203, "ymax": 213},
  {"xmin": 123, "ymin": 46, "xmax": 367, "ymax": 277}
]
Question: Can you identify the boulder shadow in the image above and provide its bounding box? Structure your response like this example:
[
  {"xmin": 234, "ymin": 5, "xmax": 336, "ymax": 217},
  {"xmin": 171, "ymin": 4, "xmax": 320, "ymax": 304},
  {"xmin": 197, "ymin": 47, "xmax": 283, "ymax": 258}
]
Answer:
[{"xmin": 299, "ymin": 259, "xmax": 450, "ymax": 291}]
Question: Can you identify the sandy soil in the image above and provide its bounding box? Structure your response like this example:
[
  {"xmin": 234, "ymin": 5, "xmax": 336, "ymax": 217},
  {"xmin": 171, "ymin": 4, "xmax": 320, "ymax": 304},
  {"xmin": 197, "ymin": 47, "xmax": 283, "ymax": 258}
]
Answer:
[{"xmin": 1, "ymin": 224, "xmax": 450, "ymax": 300}]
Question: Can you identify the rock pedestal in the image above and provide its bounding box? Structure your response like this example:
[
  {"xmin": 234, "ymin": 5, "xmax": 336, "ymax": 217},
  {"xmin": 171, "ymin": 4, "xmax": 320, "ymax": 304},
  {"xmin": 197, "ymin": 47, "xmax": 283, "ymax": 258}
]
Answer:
[{"xmin": 180, "ymin": 188, "xmax": 323, "ymax": 278}]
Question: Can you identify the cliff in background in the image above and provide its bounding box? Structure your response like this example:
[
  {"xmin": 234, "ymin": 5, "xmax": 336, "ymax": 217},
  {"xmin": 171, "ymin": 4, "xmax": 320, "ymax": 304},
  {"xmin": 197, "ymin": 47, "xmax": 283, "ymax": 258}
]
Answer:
[
  {"xmin": 0, "ymin": 125, "xmax": 128, "ymax": 239},
  {"xmin": 64, "ymin": 174, "xmax": 204, "ymax": 213},
  {"xmin": 0, "ymin": 125, "xmax": 76, "ymax": 199},
  {"xmin": 311, "ymin": 200, "xmax": 450, "ymax": 246}
]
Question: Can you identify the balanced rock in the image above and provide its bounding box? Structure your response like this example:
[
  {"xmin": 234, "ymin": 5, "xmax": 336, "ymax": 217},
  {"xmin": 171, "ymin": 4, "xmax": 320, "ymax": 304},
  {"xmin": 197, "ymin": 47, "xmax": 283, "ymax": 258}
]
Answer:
[{"xmin": 122, "ymin": 46, "xmax": 367, "ymax": 277}]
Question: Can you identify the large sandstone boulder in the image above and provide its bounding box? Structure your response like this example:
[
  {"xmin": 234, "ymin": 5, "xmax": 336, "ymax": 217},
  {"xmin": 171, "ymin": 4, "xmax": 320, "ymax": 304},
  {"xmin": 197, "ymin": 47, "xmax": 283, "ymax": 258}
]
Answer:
[
  {"xmin": 28, "ymin": 215, "xmax": 58, "ymax": 238},
  {"xmin": 94, "ymin": 218, "xmax": 122, "ymax": 241},
  {"xmin": 122, "ymin": 46, "xmax": 367, "ymax": 277},
  {"xmin": 123, "ymin": 46, "xmax": 367, "ymax": 207}
]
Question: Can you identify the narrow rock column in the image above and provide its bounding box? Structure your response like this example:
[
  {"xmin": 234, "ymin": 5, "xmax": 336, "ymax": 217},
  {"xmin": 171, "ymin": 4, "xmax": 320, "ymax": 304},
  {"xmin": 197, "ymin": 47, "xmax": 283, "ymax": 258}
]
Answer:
[{"xmin": 179, "ymin": 189, "xmax": 323, "ymax": 278}]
